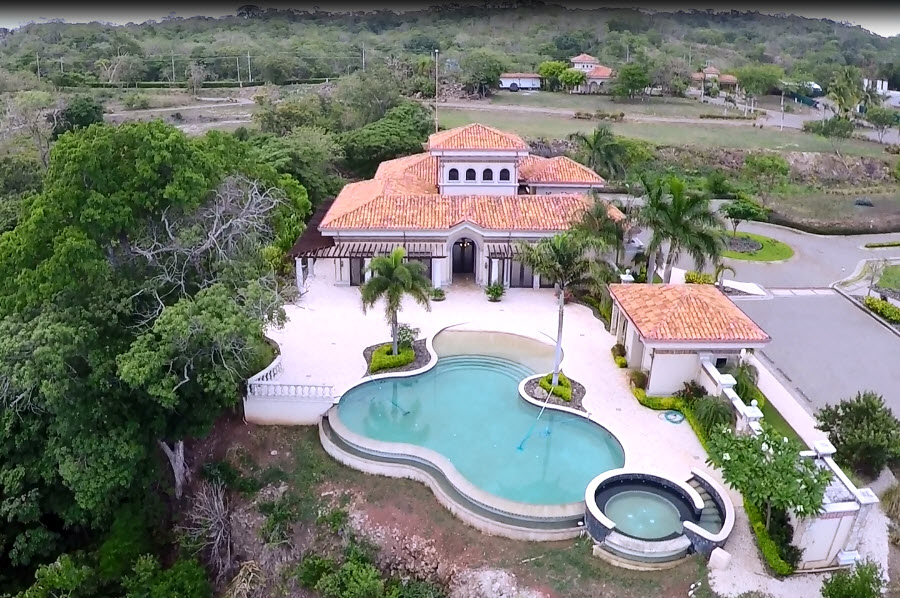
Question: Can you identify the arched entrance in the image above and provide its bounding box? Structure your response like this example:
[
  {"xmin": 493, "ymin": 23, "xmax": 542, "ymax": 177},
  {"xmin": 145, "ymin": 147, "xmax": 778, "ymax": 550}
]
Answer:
[{"xmin": 451, "ymin": 237, "xmax": 476, "ymax": 279}]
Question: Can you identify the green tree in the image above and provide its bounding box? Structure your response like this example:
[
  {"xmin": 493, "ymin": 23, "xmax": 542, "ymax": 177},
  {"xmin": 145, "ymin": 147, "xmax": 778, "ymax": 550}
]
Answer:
[
  {"xmin": 863, "ymin": 106, "xmax": 898, "ymax": 144},
  {"xmin": 816, "ymin": 391, "xmax": 900, "ymax": 476},
  {"xmin": 254, "ymin": 126, "xmax": 345, "ymax": 205},
  {"xmin": 52, "ymin": 95, "xmax": 104, "ymax": 139},
  {"xmin": 333, "ymin": 67, "xmax": 403, "ymax": 130},
  {"xmin": 741, "ymin": 153, "xmax": 790, "ymax": 206},
  {"xmin": 571, "ymin": 195, "xmax": 624, "ymax": 267},
  {"xmin": 809, "ymin": 116, "xmax": 856, "ymax": 164},
  {"xmin": 558, "ymin": 67, "xmax": 586, "ymax": 91},
  {"xmin": 122, "ymin": 556, "xmax": 211, "ymax": 598},
  {"xmin": 460, "ymin": 50, "xmax": 505, "ymax": 97},
  {"xmin": 821, "ymin": 559, "xmax": 886, "ymax": 598},
  {"xmin": 636, "ymin": 175, "xmax": 724, "ymax": 283},
  {"xmin": 567, "ymin": 124, "xmax": 626, "ymax": 180},
  {"xmin": 517, "ymin": 233, "xmax": 591, "ymax": 387},
  {"xmin": 0, "ymin": 151, "xmax": 43, "ymax": 233},
  {"xmin": 610, "ymin": 63, "xmax": 651, "ymax": 100},
  {"xmin": 720, "ymin": 199, "xmax": 768, "ymax": 236},
  {"xmin": 537, "ymin": 60, "xmax": 568, "ymax": 91},
  {"xmin": 340, "ymin": 102, "xmax": 432, "ymax": 178},
  {"xmin": 828, "ymin": 66, "xmax": 863, "ymax": 118},
  {"xmin": 707, "ymin": 427, "xmax": 832, "ymax": 530},
  {"xmin": 253, "ymin": 92, "xmax": 339, "ymax": 136},
  {"xmin": 735, "ymin": 63, "xmax": 784, "ymax": 113},
  {"xmin": 257, "ymin": 54, "xmax": 299, "ymax": 85},
  {"xmin": 360, "ymin": 247, "xmax": 432, "ymax": 356},
  {"xmin": 3, "ymin": 90, "xmax": 58, "ymax": 167}
]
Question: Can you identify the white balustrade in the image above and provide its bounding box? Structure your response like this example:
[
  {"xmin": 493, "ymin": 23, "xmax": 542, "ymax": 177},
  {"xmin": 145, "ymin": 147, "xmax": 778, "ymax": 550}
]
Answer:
[{"xmin": 246, "ymin": 349, "xmax": 333, "ymax": 402}]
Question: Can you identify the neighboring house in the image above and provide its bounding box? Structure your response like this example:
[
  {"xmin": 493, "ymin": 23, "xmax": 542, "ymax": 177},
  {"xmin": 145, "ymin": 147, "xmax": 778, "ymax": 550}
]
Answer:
[
  {"xmin": 289, "ymin": 123, "xmax": 618, "ymax": 290},
  {"xmin": 569, "ymin": 53, "xmax": 615, "ymax": 94},
  {"xmin": 691, "ymin": 66, "xmax": 738, "ymax": 93},
  {"xmin": 499, "ymin": 72, "xmax": 542, "ymax": 91},
  {"xmin": 608, "ymin": 284, "xmax": 770, "ymax": 396}
]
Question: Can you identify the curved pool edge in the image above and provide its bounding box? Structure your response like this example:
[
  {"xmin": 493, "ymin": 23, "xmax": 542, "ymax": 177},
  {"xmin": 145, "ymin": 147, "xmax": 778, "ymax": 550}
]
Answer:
[{"xmin": 319, "ymin": 415, "xmax": 584, "ymax": 542}]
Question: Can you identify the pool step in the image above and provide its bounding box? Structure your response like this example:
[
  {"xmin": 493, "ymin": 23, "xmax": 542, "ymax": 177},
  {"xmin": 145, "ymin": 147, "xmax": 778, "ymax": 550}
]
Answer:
[
  {"xmin": 688, "ymin": 478, "xmax": 724, "ymax": 533},
  {"xmin": 434, "ymin": 355, "xmax": 535, "ymax": 380}
]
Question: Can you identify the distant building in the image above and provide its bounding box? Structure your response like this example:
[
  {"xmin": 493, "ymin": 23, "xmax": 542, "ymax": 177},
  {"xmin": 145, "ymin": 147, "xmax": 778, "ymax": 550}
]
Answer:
[
  {"xmin": 499, "ymin": 72, "xmax": 542, "ymax": 91},
  {"xmin": 569, "ymin": 53, "xmax": 615, "ymax": 94},
  {"xmin": 691, "ymin": 66, "xmax": 739, "ymax": 93}
]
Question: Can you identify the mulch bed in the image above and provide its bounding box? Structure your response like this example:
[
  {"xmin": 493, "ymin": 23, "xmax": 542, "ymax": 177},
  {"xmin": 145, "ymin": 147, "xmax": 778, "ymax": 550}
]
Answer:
[
  {"xmin": 726, "ymin": 236, "xmax": 763, "ymax": 253},
  {"xmin": 722, "ymin": 286, "xmax": 752, "ymax": 296},
  {"xmin": 523, "ymin": 375, "xmax": 587, "ymax": 413},
  {"xmin": 362, "ymin": 339, "xmax": 430, "ymax": 375}
]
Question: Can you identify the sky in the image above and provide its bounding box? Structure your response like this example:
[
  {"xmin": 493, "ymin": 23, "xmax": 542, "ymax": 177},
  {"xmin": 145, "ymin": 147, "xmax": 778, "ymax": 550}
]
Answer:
[{"xmin": 0, "ymin": 3, "xmax": 898, "ymax": 37}]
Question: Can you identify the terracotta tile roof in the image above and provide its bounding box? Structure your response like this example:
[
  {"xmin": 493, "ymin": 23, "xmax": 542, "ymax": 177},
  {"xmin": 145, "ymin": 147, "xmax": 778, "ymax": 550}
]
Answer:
[
  {"xmin": 321, "ymin": 194, "xmax": 593, "ymax": 231},
  {"xmin": 718, "ymin": 74, "xmax": 738, "ymax": 84},
  {"xmin": 586, "ymin": 65, "xmax": 614, "ymax": 79},
  {"xmin": 691, "ymin": 72, "xmax": 704, "ymax": 81},
  {"xmin": 608, "ymin": 284, "xmax": 770, "ymax": 343},
  {"xmin": 501, "ymin": 72, "xmax": 541, "ymax": 78},
  {"xmin": 428, "ymin": 123, "xmax": 530, "ymax": 151},
  {"xmin": 703, "ymin": 66, "xmax": 721, "ymax": 75},
  {"xmin": 519, "ymin": 156, "xmax": 606, "ymax": 185},
  {"xmin": 374, "ymin": 153, "xmax": 439, "ymax": 187},
  {"xmin": 571, "ymin": 53, "xmax": 599, "ymax": 63}
]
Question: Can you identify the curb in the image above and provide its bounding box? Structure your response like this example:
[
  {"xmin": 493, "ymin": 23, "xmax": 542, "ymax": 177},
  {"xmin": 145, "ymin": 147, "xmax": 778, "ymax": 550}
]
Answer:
[{"xmin": 831, "ymin": 285, "xmax": 900, "ymax": 341}]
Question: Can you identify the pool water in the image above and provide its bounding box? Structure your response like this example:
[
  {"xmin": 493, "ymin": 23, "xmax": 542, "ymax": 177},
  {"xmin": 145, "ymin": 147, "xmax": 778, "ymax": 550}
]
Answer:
[
  {"xmin": 337, "ymin": 354, "xmax": 625, "ymax": 505},
  {"xmin": 604, "ymin": 490, "xmax": 683, "ymax": 540}
]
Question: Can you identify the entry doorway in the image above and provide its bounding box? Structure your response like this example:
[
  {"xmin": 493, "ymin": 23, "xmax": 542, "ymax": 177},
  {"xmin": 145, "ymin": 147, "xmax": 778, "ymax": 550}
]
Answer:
[{"xmin": 452, "ymin": 238, "xmax": 476, "ymax": 274}]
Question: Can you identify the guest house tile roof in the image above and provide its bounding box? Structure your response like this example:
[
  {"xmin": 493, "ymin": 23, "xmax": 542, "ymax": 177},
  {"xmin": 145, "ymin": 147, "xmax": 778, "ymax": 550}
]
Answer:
[
  {"xmin": 586, "ymin": 65, "xmax": 614, "ymax": 79},
  {"xmin": 518, "ymin": 155, "xmax": 606, "ymax": 185},
  {"xmin": 571, "ymin": 53, "xmax": 600, "ymax": 63},
  {"xmin": 427, "ymin": 123, "xmax": 530, "ymax": 151},
  {"xmin": 501, "ymin": 72, "xmax": 541, "ymax": 78},
  {"xmin": 608, "ymin": 284, "xmax": 770, "ymax": 343},
  {"xmin": 718, "ymin": 74, "xmax": 738, "ymax": 84}
]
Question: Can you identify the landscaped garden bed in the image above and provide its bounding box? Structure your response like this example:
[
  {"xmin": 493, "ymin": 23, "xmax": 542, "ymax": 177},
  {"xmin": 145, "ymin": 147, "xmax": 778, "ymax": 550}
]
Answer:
[
  {"xmin": 363, "ymin": 339, "xmax": 429, "ymax": 374},
  {"xmin": 524, "ymin": 373, "xmax": 587, "ymax": 412},
  {"xmin": 722, "ymin": 232, "xmax": 794, "ymax": 262}
]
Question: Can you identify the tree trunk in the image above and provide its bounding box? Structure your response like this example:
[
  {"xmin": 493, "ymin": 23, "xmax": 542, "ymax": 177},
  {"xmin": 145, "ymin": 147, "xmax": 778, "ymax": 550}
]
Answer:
[
  {"xmin": 765, "ymin": 501, "xmax": 772, "ymax": 531},
  {"xmin": 662, "ymin": 247, "xmax": 678, "ymax": 283},
  {"xmin": 551, "ymin": 287, "xmax": 564, "ymax": 387},
  {"xmin": 159, "ymin": 440, "xmax": 189, "ymax": 499},
  {"xmin": 391, "ymin": 311, "xmax": 399, "ymax": 355},
  {"xmin": 646, "ymin": 250, "xmax": 657, "ymax": 284}
]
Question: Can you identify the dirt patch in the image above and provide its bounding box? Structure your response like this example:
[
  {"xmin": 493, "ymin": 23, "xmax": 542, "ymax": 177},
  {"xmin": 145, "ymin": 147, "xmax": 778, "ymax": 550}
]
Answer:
[
  {"xmin": 523, "ymin": 376, "xmax": 587, "ymax": 412},
  {"xmin": 726, "ymin": 236, "xmax": 763, "ymax": 253},
  {"xmin": 362, "ymin": 339, "xmax": 430, "ymax": 375}
]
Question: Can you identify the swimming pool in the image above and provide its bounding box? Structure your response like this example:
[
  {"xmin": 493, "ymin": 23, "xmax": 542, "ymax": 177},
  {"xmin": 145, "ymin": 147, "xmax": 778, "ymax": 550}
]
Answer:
[{"xmin": 335, "ymin": 353, "xmax": 625, "ymax": 506}]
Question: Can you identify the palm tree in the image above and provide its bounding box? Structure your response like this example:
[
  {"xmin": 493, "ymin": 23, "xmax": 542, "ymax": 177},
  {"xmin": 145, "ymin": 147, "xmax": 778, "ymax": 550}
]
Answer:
[
  {"xmin": 637, "ymin": 175, "xmax": 724, "ymax": 284},
  {"xmin": 714, "ymin": 263, "xmax": 736, "ymax": 291},
  {"xmin": 570, "ymin": 195, "xmax": 623, "ymax": 266},
  {"xmin": 827, "ymin": 66, "xmax": 863, "ymax": 118},
  {"xmin": 517, "ymin": 233, "xmax": 591, "ymax": 387},
  {"xmin": 360, "ymin": 247, "xmax": 432, "ymax": 356},
  {"xmin": 567, "ymin": 124, "xmax": 626, "ymax": 181}
]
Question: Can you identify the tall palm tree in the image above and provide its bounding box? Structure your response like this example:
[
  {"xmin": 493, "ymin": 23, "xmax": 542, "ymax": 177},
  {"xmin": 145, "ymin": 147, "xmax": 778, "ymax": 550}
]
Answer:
[
  {"xmin": 714, "ymin": 263, "xmax": 736, "ymax": 291},
  {"xmin": 827, "ymin": 66, "xmax": 863, "ymax": 118},
  {"xmin": 571, "ymin": 195, "xmax": 629, "ymax": 268},
  {"xmin": 637, "ymin": 175, "xmax": 724, "ymax": 284},
  {"xmin": 360, "ymin": 247, "xmax": 432, "ymax": 356},
  {"xmin": 517, "ymin": 233, "xmax": 591, "ymax": 387},
  {"xmin": 567, "ymin": 124, "xmax": 626, "ymax": 181}
]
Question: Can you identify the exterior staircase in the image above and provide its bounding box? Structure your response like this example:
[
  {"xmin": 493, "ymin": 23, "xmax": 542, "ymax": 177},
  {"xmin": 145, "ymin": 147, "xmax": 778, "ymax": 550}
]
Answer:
[{"xmin": 688, "ymin": 477, "xmax": 724, "ymax": 534}]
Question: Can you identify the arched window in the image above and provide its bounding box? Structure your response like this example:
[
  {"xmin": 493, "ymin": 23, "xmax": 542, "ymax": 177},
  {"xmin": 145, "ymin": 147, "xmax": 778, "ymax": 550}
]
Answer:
[
  {"xmin": 499, "ymin": 168, "xmax": 510, "ymax": 181},
  {"xmin": 482, "ymin": 168, "xmax": 494, "ymax": 181},
  {"xmin": 465, "ymin": 168, "xmax": 476, "ymax": 181},
  {"xmin": 448, "ymin": 168, "xmax": 459, "ymax": 181}
]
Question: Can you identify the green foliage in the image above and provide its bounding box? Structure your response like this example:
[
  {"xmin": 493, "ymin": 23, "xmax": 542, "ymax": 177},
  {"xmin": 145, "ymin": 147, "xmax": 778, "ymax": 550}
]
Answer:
[
  {"xmin": 863, "ymin": 296, "xmax": 900, "ymax": 323},
  {"xmin": 881, "ymin": 483, "xmax": 900, "ymax": 521},
  {"xmin": 610, "ymin": 63, "xmax": 651, "ymax": 99},
  {"xmin": 257, "ymin": 54, "xmax": 299, "ymax": 84},
  {"xmin": 804, "ymin": 116, "xmax": 856, "ymax": 156},
  {"xmin": 673, "ymin": 380, "xmax": 707, "ymax": 405},
  {"xmin": 707, "ymin": 427, "xmax": 832, "ymax": 529},
  {"xmin": 96, "ymin": 502, "xmax": 153, "ymax": 582},
  {"xmin": 253, "ymin": 93, "xmax": 340, "ymax": 135},
  {"xmin": 200, "ymin": 460, "xmax": 262, "ymax": 495},
  {"xmin": 13, "ymin": 554, "xmax": 95, "ymax": 598},
  {"xmin": 741, "ymin": 154, "xmax": 789, "ymax": 205},
  {"xmin": 122, "ymin": 555, "xmax": 211, "ymax": 598},
  {"xmin": 745, "ymin": 502, "xmax": 796, "ymax": 576},
  {"xmin": 734, "ymin": 63, "xmax": 784, "ymax": 98},
  {"xmin": 341, "ymin": 102, "xmax": 433, "ymax": 178},
  {"xmin": 864, "ymin": 240, "xmax": 900, "ymax": 248},
  {"xmin": 538, "ymin": 371, "xmax": 573, "ymax": 401},
  {"xmin": 369, "ymin": 344, "xmax": 416, "ymax": 374},
  {"xmin": 558, "ymin": 68, "xmax": 586, "ymax": 91},
  {"xmin": 684, "ymin": 271, "xmax": 715, "ymax": 284},
  {"xmin": 295, "ymin": 555, "xmax": 338, "ymax": 588},
  {"xmin": 568, "ymin": 125, "xmax": 627, "ymax": 180},
  {"xmin": 537, "ymin": 60, "xmax": 568, "ymax": 91},
  {"xmin": 821, "ymin": 560, "xmax": 886, "ymax": 598},
  {"xmin": 628, "ymin": 370, "xmax": 648, "ymax": 390},
  {"xmin": 122, "ymin": 92, "xmax": 151, "ymax": 110},
  {"xmin": 334, "ymin": 68, "xmax": 405, "ymax": 131},
  {"xmin": 396, "ymin": 324, "xmax": 420, "ymax": 349},
  {"xmin": 863, "ymin": 107, "xmax": 899, "ymax": 143},
  {"xmin": 253, "ymin": 126, "xmax": 345, "ymax": 205},
  {"xmin": 610, "ymin": 343, "xmax": 625, "ymax": 358},
  {"xmin": 485, "ymin": 283, "xmax": 505, "ymax": 301},
  {"xmin": 693, "ymin": 395, "xmax": 735, "ymax": 437},
  {"xmin": 720, "ymin": 199, "xmax": 768, "ymax": 235},
  {"xmin": 460, "ymin": 50, "xmax": 506, "ymax": 97},
  {"xmin": 816, "ymin": 391, "xmax": 900, "ymax": 475},
  {"xmin": 53, "ymin": 95, "xmax": 104, "ymax": 139},
  {"xmin": 729, "ymin": 361, "xmax": 766, "ymax": 408},
  {"xmin": 390, "ymin": 580, "xmax": 446, "ymax": 598},
  {"xmin": 631, "ymin": 387, "xmax": 679, "ymax": 410},
  {"xmin": 431, "ymin": 288, "xmax": 445, "ymax": 301},
  {"xmin": 315, "ymin": 560, "xmax": 386, "ymax": 598},
  {"xmin": 317, "ymin": 507, "xmax": 349, "ymax": 533},
  {"xmin": 614, "ymin": 356, "xmax": 627, "ymax": 368}
]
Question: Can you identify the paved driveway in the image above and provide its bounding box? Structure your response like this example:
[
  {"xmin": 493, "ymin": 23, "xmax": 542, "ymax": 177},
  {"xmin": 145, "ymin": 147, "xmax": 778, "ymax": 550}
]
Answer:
[{"xmin": 737, "ymin": 294, "xmax": 900, "ymax": 413}]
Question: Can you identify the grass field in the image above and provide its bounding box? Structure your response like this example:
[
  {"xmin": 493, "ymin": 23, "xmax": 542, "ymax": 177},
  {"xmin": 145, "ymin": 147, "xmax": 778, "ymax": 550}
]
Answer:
[
  {"xmin": 438, "ymin": 109, "xmax": 889, "ymax": 157},
  {"xmin": 490, "ymin": 90, "xmax": 712, "ymax": 117},
  {"xmin": 879, "ymin": 265, "xmax": 900, "ymax": 290},
  {"xmin": 760, "ymin": 401, "xmax": 806, "ymax": 447},
  {"xmin": 722, "ymin": 232, "xmax": 795, "ymax": 262}
]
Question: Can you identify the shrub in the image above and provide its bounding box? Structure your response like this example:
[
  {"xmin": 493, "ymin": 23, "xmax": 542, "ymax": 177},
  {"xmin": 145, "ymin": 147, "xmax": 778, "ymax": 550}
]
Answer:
[
  {"xmin": 816, "ymin": 391, "xmax": 900, "ymax": 475},
  {"xmin": 315, "ymin": 560, "xmax": 385, "ymax": 598},
  {"xmin": 862, "ymin": 296, "xmax": 900, "ymax": 323},
  {"xmin": 485, "ymin": 283, "xmax": 505, "ymax": 301},
  {"xmin": 369, "ymin": 343, "xmax": 415, "ymax": 374},
  {"xmin": 538, "ymin": 371, "xmax": 572, "ymax": 401},
  {"xmin": 694, "ymin": 395, "xmax": 734, "ymax": 437},
  {"xmin": 729, "ymin": 362, "xmax": 766, "ymax": 408},
  {"xmin": 881, "ymin": 483, "xmax": 900, "ymax": 521},
  {"xmin": 122, "ymin": 92, "xmax": 150, "ymax": 110},
  {"xmin": 631, "ymin": 387, "xmax": 680, "ymax": 411},
  {"xmin": 673, "ymin": 380, "xmax": 706, "ymax": 406},
  {"xmin": 611, "ymin": 343, "xmax": 626, "ymax": 358},
  {"xmin": 821, "ymin": 559, "xmax": 886, "ymax": 598},
  {"xmin": 628, "ymin": 369, "xmax": 648, "ymax": 390},
  {"xmin": 296, "ymin": 555, "xmax": 338, "ymax": 588},
  {"xmin": 614, "ymin": 356, "xmax": 627, "ymax": 368},
  {"xmin": 745, "ymin": 502, "xmax": 796, "ymax": 576},
  {"xmin": 97, "ymin": 502, "xmax": 153, "ymax": 581},
  {"xmin": 431, "ymin": 288, "xmax": 446, "ymax": 301},
  {"xmin": 201, "ymin": 460, "xmax": 262, "ymax": 495},
  {"xmin": 864, "ymin": 240, "xmax": 900, "ymax": 248},
  {"xmin": 391, "ymin": 580, "xmax": 447, "ymax": 598},
  {"xmin": 684, "ymin": 271, "xmax": 715, "ymax": 284},
  {"xmin": 396, "ymin": 323, "xmax": 420, "ymax": 349}
]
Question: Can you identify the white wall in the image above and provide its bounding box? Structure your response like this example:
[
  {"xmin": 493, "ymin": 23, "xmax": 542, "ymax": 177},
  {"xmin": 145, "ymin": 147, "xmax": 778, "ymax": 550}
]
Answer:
[
  {"xmin": 441, "ymin": 159, "xmax": 518, "ymax": 196},
  {"xmin": 532, "ymin": 184, "xmax": 598, "ymax": 194},
  {"xmin": 647, "ymin": 353, "xmax": 701, "ymax": 396},
  {"xmin": 572, "ymin": 61, "xmax": 594, "ymax": 72},
  {"xmin": 500, "ymin": 76, "xmax": 541, "ymax": 89},
  {"xmin": 244, "ymin": 396, "xmax": 335, "ymax": 425}
]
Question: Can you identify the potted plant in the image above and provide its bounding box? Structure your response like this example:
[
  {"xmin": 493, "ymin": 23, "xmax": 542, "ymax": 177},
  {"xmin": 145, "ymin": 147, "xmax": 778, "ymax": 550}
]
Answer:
[
  {"xmin": 431, "ymin": 288, "xmax": 446, "ymax": 302},
  {"xmin": 485, "ymin": 283, "xmax": 505, "ymax": 302}
]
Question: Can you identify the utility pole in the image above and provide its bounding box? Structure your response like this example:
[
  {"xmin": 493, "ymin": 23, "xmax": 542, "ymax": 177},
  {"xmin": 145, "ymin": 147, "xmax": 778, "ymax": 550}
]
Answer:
[
  {"xmin": 171, "ymin": 54, "xmax": 176, "ymax": 84},
  {"xmin": 237, "ymin": 56, "xmax": 242, "ymax": 87},
  {"xmin": 434, "ymin": 49, "xmax": 439, "ymax": 134},
  {"xmin": 35, "ymin": 52, "xmax": 40, "ymax": 81},
  {"xmin": 780, "ymin": 90, "xmax": 785, "ymax": 131},
  {"xmin": 59, "ymin": 57, "xmax": 64, "ymax": 73},
  {"xmin": 361, "ymin": 42, "xmax": 365, "ymax": 72},
  {"xmin": 247, "ymin": 51, "xmax": 252, "ymax": 83},
  {"xmin": 625, "ymin": 43, "xmax": 629, "ymax": 64}
]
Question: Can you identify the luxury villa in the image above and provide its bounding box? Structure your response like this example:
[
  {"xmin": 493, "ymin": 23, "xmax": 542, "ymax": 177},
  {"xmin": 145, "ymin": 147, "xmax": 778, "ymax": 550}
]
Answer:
[
  {"xmin": 569, "ymin": 53, "xmax": 616, "ymax": 94},
  {"xmin": 289, "ymin": 123, "xmax": 620, "ymax": 290},
  {"xmin": 691, "ymin": 65, "xmax": 739, "ymax": 93}
]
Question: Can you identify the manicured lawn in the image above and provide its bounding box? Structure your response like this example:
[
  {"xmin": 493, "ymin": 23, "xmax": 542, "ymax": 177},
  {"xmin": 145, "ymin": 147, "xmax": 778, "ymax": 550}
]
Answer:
[
  {"xmin": 760, "ymin": 401, "xmax": 806, "ymax": 447},
  {"xmin": 721, "ymin": 232, "xmax": 794, "ymax": 262},
  {"xmin": 438, "ymin": 109, "xmax": 888, "ymax": 157},
  {"xmin": 879, "ymin": 265, "xmax": 900, "ymax": 290},
  {"xmin": 489, "ymin": 90, "xmax": 711, "ymax": 117}
]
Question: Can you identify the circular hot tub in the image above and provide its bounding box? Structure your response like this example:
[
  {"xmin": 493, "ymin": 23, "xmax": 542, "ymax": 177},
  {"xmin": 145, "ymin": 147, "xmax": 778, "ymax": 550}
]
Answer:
[{"xmin": 595, "ymin": 482, "xmax": 698, "ymax": 541}]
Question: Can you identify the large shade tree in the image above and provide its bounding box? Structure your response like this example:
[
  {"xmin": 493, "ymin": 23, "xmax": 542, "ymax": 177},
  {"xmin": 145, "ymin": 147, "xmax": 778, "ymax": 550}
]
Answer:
[
  {"xmin": 360, "ymin": 247, "xmax": 432, "ymax": 356},
  {"xmin": 517, "ymin": 233, "xmax": 591, "ymax": 387},
  {"xmin": 637, "ymin": 175, "xmax": 724, "ymax": 283}
]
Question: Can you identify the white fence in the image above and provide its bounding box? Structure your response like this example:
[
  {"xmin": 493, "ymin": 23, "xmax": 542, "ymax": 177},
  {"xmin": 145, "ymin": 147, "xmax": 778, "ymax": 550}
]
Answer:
[{"xmin": 244, "ymin": 351, "xmax": 336, "ymax": 425}]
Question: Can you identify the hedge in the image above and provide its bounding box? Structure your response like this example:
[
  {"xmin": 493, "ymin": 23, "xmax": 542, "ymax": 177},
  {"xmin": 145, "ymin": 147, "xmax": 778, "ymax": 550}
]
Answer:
[
  {"xmin": 684, "ymin": 271, "xmax": 715, "ymax": 284},
  {"xmin": 630, "ymin": 388, "xmax": 709, "ymax": 452},
  {"xmin": 865, "ymin": 241, "xmax": 900, "ymax": 248},
  {"xmin": 745, "ymin": 502, "xmax": 796, "ymax": 576},
  {"xmin": 538, "ymin": 372, "xmax": 572, "ymax": 401},
  {"xmin": 699, "ymin": 113, "xmax": 756, "ymax": 120},
  {"xmin": 614, "ymin": 356, "xmax": 627, "ymax": 368},
  {"xmin": 369, "ymin": 344, "xmax": 415, "ymax": 374},
  {"xmin": 863, "ymin": 296, "xmax": 900, "ymax": 323}
]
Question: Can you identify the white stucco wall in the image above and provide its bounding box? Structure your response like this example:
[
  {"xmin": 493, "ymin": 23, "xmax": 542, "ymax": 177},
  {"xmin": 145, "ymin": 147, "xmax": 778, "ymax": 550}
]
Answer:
[
  {"xmin": 646, "ymin": 353, "xmax": 701, "ymax": 396},
  {"xmin": 440, "ymin": 159, "xmax": 518, "ymax": 196},
  {"xmin": 499, "ymin": 76, "xmax": 541, "ymax": 89}
]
